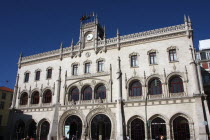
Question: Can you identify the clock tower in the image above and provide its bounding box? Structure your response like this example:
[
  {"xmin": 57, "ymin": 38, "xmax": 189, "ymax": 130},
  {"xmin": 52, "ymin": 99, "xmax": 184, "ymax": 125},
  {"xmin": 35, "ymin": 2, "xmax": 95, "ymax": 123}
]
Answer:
[{"xmin": 79, "ymin": 14, "xmax": 105, "ymax": 51}]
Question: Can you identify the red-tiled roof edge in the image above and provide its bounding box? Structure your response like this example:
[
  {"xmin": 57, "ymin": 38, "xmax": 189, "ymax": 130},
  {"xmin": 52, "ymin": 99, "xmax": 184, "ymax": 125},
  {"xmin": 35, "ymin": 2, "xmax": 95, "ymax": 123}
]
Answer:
[{"xmin": 0, "ymin": 87, "xmax": 14, "ymax": 93}]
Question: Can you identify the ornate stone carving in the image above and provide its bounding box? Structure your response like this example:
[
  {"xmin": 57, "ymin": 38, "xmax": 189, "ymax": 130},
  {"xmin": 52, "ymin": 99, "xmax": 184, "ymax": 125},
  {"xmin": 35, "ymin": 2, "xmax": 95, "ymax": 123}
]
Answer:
[
  {"xmin": 58, "ymin": 109, "xmax": 86, "ymax": 140},
  {"xmin": 86, "ymin": 107, "xmax": 116, "ymax": 139}
]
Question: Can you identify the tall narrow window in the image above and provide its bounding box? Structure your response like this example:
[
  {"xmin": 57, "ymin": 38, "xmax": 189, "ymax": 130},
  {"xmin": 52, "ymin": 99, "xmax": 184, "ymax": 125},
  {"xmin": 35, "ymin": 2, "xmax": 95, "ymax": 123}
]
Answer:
[
  {"xmin": 0, "ymin": 102, "xmax": 4, "ymax": 109},
  {"xmin": 35, "ymin": 71, "xmax": 40, "ymax": 81},
  {"xmin": 43, "ymin": 90, "xmax": 52, "ymax": 103},
  {"xmin": 24, "ymin": 73, "xmax": 30, "ymax": 83},
  {"xmin": 149, "ymin": 52, "xmax": 157, "ymax": 64},
  {"xmin": 98, "ymin": 61, "xmax": 104, "ymax": 72},
  {"xmin": 85, "ymin": 63, "xmax": 90, "ymax": 74},
  {"xmin": 70, "ymin": 87, "xmax": 79, "ymax": 101},
  {"xmin": 95, "ymin": 85, "xmax": 106, "ymax": 99},
  {"xmin": 31, "ymin": 91, "xmax": 39, "ymax": 104},
  {"xmin": 46, "ymin": 69, "xmax": 52, "ymax": 79},
  {"xmin": 20, "ymin": 92, "xmax": 28, "ymax": 105},
  {"xmin": 83, "ymin": 86, "xmax": 92, "ymax": 100},
  {"xmin": 169, "ymin": 49, "xmax": 177, "ymax": 62},
  {"xmin": 131, "ymin": 55, "xmax": 138, "ymax": 67},
  {"xmin": 72, "ymin": 65, "xmax": 78, "ymax": 75}
]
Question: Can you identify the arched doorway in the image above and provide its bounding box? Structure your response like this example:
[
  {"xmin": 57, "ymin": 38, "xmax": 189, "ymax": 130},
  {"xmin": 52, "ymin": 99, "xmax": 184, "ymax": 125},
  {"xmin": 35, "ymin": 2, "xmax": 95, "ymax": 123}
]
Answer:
[
  {"xmin": 91, "ymin": 114, "xmax": 111, "ymax": 140},
  {"xmin": 28, "ymin": 120, "xmax": 37, "ymax": 139},
  {"xmin": 40, "ymin": 121, "xmax": 50, "ymax": 140},
  {"xmin": 173, "ymin": 116, "xmax": 190, "ymax": 140},
  {"xmin": 151, "ymin": 117, "xmax": 166, "ymax": 140},
  {"xmin": 64, "ymin": 115, "xmax": 82, "ymax": 140},
  {"xmin": 15, "ymin": 120, "xmax": 25, "ymax": 140},
  {"xmin": 130, "ymin": 118, "xmax": 145, "ymax": 140}
]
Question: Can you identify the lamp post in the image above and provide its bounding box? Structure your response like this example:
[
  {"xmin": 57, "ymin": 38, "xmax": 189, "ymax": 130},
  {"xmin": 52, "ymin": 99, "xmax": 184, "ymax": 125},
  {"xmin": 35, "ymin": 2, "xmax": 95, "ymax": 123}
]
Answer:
[{"xmin": 145, "ymin": 89, "xmax": 151, "ymax": 140}]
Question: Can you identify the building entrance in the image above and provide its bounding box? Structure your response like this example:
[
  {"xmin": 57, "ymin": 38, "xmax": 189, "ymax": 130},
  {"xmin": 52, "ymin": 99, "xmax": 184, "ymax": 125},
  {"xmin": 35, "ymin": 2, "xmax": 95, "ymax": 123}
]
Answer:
[
  {"xmin": 91, "ymin": 114, "xmax": 111, "ymax": 140},
  {"xmin": 65, "ymin": 115, "xmax": 82, "ymax": 140}
]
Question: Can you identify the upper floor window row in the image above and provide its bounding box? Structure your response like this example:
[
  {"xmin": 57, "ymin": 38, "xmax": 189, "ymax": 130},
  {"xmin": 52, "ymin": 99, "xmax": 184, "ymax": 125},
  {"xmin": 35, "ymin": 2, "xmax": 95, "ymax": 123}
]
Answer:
[
  {"xmin": 72, "ymin": 60, "xmax": 105, "ymax": 76},
  {"xmin": 130, "ymin": 49, "xmax": 178, "ymax": 67},
  {"xmin": 129, "ymin": 75, "xmax": 184, "ymax": 97},
  {"xmin": 19, "ymin": 89, "xmax": 52, "ymax": 106},
  {"xmin": 24, "ymin": 68, "xmax": 53, "ymax": 83}
]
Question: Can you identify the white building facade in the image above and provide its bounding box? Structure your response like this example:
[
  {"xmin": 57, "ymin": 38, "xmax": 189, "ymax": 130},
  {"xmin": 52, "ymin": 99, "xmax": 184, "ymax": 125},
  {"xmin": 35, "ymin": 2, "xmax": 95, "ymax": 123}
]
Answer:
[{"xmin": 10, "ymin": 16, "xmax": 209, "ymax": 140}]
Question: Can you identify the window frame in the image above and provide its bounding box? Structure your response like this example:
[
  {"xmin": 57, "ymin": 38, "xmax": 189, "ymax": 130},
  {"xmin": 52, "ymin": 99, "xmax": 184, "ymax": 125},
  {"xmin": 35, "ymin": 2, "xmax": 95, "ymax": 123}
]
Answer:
[
  {"xmin": 131, "ymin": 55, "xmax": 138, "ymax": 67},
  {"xmin": 97, "ymin": 60, "xmax": 104, "ymax": 72},
  {"xmin": 129, "ymin": 81, "xmax": 142, "ymax": 97},
  {"xmin": 46, "ymin": 68, "xmax": 52, "ymax": 79},
  {"xmin": 148, "ymin": 78, "xmax": 162, "ymax": 95},
  {"xmin": 149, "ymin": 52, "xmax": 157, "ymax": 65},
  {"xmin": 169, "ymin": 76, "xmax": 184, "ymax": 93},
  {"xmin": 24, "ymin": 72, "xmax": 30, "ymax": 83},
  {"xmin": 72, "ymin": 64, "xmax": 78, "ymax": 76},
  {"xmin": 43, "ymin": 90, "xmax": 52, "ymax": 103},
  {"xmin": 169, "ymin": 49, "xmax": 177, "ymax": 62},
  {"xmin": 82, "ymin": 86, "xmax": 92, "ymax": 100},
  {"xmin": 35, "ymin": 70, "xmax": 41, "ymax": 81},
  {"xmin": 95, "ymin": 84, "xmax": 106, "ymax": 99},
  {"xmin": 84, "ymin": 62, "xmax": 91, "ymax": 74}
]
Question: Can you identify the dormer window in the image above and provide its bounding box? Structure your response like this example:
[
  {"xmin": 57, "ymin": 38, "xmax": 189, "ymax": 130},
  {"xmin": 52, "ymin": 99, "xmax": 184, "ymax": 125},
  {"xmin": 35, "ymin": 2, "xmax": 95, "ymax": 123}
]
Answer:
[
  {"xmin": 46, "ymin": 68, "xmax": 52, "ymax": 79},
  {"xmin": 24, "ymin": 72, "xmax": 30, "ymax": 83},
  {"xmin": 85, "ymin": 63, "xmax": 90, "ymax": 74}
]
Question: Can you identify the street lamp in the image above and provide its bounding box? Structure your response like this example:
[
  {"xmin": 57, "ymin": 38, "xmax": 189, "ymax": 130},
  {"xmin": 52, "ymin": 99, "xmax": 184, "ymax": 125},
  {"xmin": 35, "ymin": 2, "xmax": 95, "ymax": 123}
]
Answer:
[{"xmin": 145, "ymin": 88, "xmax": 151, "ymax": 140}]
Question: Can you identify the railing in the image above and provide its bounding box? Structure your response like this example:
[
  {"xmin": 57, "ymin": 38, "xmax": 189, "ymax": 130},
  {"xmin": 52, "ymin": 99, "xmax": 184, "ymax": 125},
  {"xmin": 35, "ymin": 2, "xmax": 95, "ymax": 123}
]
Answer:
[{"xmin": 41, "ymin": 103, "xmax": 52, "ymax": 107}]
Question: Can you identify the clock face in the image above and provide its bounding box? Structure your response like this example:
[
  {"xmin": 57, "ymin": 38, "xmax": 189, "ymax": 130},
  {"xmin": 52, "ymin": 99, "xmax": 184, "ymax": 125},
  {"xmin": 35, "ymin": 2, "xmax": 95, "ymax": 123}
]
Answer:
[{"xmin": 86, "ymin": 34, "xmax": 93, "ymax": 41}]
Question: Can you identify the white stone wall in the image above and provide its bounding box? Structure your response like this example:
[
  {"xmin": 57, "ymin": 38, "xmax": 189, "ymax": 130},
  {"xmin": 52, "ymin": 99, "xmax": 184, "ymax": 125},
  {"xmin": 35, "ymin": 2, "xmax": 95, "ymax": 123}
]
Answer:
[{"xmin": 12, "ymin": 21, "xmax": 208, "ymax": 140}]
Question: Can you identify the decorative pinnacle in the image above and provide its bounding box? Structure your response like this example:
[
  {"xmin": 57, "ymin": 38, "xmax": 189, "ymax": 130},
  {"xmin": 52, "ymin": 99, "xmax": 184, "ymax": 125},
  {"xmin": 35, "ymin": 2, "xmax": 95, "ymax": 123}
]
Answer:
[
  {"xmin": 60, "ymin": 42, "xmax": 63, "ymax": 49},
  {"xmin": 71, "ymin": 39, "xmax": 74, "ymax": 46},
  {"xmin": 117, "ymin": 28, "xmax": 120, "ymax": 36},
  {"xmin": 19, "ymin": 52, "xmax": 23, "ymax": 58},
  {"xmin": 188, "ymin": 16, "xmax": 191, "ymax": 23},
  {"xmin": 184, "ymin": 15, "xmax": 187, "ymax": 22}
]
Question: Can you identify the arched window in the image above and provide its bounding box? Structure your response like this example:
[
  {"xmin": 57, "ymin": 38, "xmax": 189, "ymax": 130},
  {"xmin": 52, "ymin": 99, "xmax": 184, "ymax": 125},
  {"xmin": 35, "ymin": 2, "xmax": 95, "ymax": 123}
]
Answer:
[
  {"xmin": 40, "ymin": 121, "xmax": 50, "ymax": 140},
  {"xmin": 148, "ymin": 78, "xmax": 162, "ymax": 95},
  {"xmin": 20, "ymin": 92, "xmax": 28, "ymax": 105},
  {"xmin": 169, "ymin": 76, "xmax": 184, "ymax": 93},
  {"xmin": 173, "ymin": 116, "xmax": 190, "ymax": 140},
  {"xmin": 43, "ymin": 90, "xmax": 52, "ymax": 103},
  {"xmin": 151, "ymin": 117, "xmax": 166, "ymax": 139},
  {"xmin": 91, "ymin": 114, "xmax": 111, "ymax": 140},
  {"xmin": 130, "ymin": 118, "xmax": 145, "ymax": 140},
  {"xmin": 129, "ymin": 81, "xmax": 142, "ymax": 96},
  {"xmin": 31, "ymin": 91, "xmax": 39, "ymax": 104},
  {"xmin": 95, "ymin": 85, "xmax": 106, "ymax": 99},
  {"xmin": 69, "ymin": 87, "xmax": 79, "ymax": 101},
  {"xmin": 28, "ymin": 120, "xmax": 37, "ymax": 139},
  {"xmin": 82, "ymin": 86, "xmax": 92, "ymax": 100}
]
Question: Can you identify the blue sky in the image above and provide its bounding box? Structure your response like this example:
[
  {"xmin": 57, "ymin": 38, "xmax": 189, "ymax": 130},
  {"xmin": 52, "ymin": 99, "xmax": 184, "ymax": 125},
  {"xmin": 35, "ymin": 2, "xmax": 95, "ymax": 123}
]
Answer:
[{"xmin": 0, "ymin": 0, "xmax": 210, "ymax": 89}]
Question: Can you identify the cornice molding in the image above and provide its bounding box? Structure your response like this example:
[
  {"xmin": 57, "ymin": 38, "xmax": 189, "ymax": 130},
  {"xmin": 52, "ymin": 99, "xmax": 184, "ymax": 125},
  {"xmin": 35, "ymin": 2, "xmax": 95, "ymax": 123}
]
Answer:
[{"xmin": 21, "ymin": 24, "xmax": 187, "ymax": 66}]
